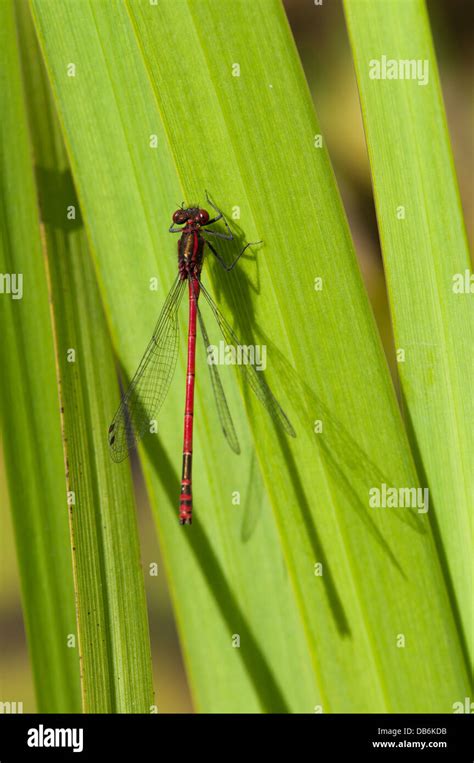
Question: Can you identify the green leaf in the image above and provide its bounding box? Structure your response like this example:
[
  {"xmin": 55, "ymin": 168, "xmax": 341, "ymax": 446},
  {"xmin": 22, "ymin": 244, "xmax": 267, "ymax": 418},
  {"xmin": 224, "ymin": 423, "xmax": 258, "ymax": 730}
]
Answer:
[
  {"xmin": 16, "ymin": 0, "xmax": 154, "ymax": 712},
  {"xmin": 344, "ymin": 0, "xmax": 473, "ymax": 670},
  {"xmin": 29, "ymin": 0, "xmax": 469, "ymax": 711},
  {"xmin": 0, "ymin": 0, "xmax": 80, "ymax": 712}
]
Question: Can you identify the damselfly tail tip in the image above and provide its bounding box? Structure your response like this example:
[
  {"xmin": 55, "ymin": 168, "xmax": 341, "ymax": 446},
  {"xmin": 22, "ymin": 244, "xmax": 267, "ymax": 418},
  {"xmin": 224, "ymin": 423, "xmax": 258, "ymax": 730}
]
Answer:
[{"xmin": 179, "ymin": 517, "xmax": 192, "ymax": 526}]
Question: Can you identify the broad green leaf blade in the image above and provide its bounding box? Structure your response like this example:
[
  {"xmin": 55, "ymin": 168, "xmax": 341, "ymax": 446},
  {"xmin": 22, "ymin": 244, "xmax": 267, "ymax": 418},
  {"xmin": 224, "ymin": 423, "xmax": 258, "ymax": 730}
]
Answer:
[
  {"xmin": 30, "ymin": 0, "xmax": 316, "ymax": 713},
  {"xmin": 16, "ymin": 0, "xmax": 154, "ymax": 713},
  {"xmin": 0, "ymin": 0, "xmax": 80, "ymax": 712},
  {"xmin": 344, "ymin": 0, "xmax": 473, "ymax": 668},
  {"xmin": 31, "ymin": 0, "xmax": 469, "ymax": 711}
]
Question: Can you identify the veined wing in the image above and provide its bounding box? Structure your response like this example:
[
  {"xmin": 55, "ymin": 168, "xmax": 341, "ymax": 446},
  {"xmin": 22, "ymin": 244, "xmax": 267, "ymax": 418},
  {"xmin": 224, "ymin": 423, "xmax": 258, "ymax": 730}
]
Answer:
[
  {"xmin": 108, "ymin": 276, "xmax": 186, "ymax": 462},
  {"xmin": 199, "ymin": 282, "xmax": 296, "ymax": 438},
  {"xmin": 191, "ymin": 280, "xmax": 240, "ymax": 455}
]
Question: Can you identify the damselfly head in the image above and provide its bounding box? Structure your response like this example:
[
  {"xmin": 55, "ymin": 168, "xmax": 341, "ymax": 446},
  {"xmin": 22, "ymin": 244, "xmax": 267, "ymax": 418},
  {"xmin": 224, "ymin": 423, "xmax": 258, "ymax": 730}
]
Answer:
[{"xmin": 172, "ymin": 207, "xmax": 210, "ymax": 226}]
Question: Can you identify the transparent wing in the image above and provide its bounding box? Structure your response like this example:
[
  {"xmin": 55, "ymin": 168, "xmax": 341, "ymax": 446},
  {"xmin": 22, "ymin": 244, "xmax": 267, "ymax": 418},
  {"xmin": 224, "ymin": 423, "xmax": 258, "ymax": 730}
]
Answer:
[
  {"xmin": 108, "ymin": 276, "xmax": 186, "ymax": 462},
  {"xmin": 199, "ymin": 282, "xmax": 296, "ymax": 438},
  {"xmin": 191, "ymin": 280, "xmax": 240, "ymax": 455}
]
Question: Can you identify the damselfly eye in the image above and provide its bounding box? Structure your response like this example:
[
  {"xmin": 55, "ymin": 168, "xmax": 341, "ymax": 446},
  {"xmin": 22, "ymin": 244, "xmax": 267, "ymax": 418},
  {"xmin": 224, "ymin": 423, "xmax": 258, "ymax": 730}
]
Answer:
[
  {"xmin": 173, "ymin": 209, "xmax": 187, "ymax": 224},
  {"xmin": 196, "ymin": 209, "xmax": 209, "ymax": 225}
]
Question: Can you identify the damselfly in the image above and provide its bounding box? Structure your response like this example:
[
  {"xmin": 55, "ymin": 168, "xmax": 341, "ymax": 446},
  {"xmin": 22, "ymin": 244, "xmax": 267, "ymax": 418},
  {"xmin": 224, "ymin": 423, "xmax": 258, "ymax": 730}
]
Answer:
[{"xmin": 108, "ymin": 193, "xmax": 295, "ymax": 524}]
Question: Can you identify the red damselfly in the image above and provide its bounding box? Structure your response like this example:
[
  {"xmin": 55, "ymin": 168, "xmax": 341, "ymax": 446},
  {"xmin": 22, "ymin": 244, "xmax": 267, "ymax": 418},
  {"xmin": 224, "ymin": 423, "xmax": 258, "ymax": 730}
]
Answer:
[{"xmin": 108, "ymin": 193, "xmax": 295, "ymax": 524}]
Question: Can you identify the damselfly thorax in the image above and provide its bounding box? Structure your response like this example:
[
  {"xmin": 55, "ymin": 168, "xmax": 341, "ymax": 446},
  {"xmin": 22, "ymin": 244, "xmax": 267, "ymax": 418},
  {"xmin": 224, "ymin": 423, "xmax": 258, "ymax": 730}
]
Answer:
[{"xmin": 178, "ymin": 228, "xmax": 205, "ymax": 280}]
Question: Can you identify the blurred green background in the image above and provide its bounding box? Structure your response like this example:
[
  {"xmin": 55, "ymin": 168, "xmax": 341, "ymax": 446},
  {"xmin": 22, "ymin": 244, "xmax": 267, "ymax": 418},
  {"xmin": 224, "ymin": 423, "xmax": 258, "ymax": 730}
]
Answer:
[{"xmin": 0, "ymin": 0, "xmax": 471, "ymax": 713}]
